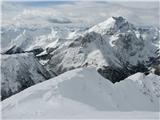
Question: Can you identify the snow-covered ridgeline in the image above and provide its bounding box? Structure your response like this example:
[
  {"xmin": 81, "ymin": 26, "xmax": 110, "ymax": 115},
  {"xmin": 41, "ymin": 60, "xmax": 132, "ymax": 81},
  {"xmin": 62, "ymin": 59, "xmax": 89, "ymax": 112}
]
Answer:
[{"xmin": 2, "ymin": 67, "xmax": 160, "ymax": 119}]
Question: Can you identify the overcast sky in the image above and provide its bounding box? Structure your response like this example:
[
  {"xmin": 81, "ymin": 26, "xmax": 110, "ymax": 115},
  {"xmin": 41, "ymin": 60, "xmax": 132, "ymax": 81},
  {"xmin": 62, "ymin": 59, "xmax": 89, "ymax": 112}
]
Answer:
[{"xmin": 1, "ymin": 1, "xmax": 159, "ymax": 27}]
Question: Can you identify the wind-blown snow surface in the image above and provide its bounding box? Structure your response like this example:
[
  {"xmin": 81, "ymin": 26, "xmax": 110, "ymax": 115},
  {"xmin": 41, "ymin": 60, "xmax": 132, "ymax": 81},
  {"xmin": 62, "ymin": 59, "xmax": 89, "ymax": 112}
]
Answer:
[{"xmin": 2, "ymin": 67, "xmax": 160, "ymax": 119}]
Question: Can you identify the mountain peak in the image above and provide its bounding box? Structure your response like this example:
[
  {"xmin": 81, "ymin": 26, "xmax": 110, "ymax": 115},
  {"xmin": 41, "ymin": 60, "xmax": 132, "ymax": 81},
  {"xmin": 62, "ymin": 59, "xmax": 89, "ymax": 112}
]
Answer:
[
  {"xmin": 88, "ymin": 16, "xmax": 133, "ymax": 35},
  {"xmin": 112, "ymin": 16, "xmax": 126, "ymax": 22},
  {"xmin": 103, "ymin": 16, "xmax": 127, "ymax": 25}
]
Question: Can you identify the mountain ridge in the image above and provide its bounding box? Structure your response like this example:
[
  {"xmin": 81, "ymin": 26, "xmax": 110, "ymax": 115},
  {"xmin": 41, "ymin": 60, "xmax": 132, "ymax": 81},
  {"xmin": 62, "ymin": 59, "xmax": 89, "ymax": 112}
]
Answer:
[
  {"xmin": 1, "ymin": 16, "xmax": 159, "ymax": 100},
  {"xmin": 2, "ymin": 67, "xmax": 160, "ymax": 119}
]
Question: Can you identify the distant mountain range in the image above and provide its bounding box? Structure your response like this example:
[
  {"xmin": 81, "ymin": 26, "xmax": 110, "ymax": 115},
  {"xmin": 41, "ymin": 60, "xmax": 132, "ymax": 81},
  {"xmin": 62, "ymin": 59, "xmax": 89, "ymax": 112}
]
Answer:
[{"xmin": 1, "ymin": 16, "xmax": 160, "ymax": 100}]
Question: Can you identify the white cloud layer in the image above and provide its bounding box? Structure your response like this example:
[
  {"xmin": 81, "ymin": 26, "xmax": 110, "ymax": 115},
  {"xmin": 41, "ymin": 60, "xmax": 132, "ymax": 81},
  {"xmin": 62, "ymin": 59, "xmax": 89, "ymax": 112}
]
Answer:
[{"xmin": 1, "ymin": 1, "xmax": 159, "ymax": 27}]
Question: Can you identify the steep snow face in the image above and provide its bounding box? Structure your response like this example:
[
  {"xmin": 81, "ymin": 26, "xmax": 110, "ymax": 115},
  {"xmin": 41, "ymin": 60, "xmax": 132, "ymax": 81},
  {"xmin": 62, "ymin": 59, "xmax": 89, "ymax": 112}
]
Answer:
[
  {"xmin": 1, "ymin": 53, "xmax": 52, "ymax": 100},
  {"xmin": 46, "ymin": 17, "xmax": 159, "ymax": 80},
  {"xmin": 2, "ymin": 67, "xmax": 160, "ymax": 119}
]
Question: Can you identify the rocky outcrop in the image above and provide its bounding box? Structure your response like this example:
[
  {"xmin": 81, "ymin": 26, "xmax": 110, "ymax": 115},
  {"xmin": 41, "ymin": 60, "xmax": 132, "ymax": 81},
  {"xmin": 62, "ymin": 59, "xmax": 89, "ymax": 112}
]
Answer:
[{"xmin": 1, "ymin": 45, "xmax": 25, "ymax": 54}]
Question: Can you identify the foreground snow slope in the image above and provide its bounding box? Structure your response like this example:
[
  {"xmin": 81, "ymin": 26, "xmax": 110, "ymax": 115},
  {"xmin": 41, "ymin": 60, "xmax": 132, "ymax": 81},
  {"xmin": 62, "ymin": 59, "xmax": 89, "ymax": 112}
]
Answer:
[{"xmin": 2, "ymin": 67, "xmax": 160, "ymax": 119}]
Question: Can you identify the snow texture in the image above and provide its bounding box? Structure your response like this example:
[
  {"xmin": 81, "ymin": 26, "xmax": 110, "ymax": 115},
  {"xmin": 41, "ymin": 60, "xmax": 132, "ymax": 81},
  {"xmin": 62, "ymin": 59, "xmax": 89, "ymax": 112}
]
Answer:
[{"xmin": 2, "ymin": 67, "xmax": 160, "ymax": 119}]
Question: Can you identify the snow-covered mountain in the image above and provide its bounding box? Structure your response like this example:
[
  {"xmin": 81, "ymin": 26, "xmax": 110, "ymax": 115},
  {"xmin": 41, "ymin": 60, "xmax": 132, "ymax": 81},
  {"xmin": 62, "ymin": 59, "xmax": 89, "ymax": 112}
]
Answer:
[
  {"xmin": 1, "ymin": 53, "xmax": 52, "ymax": 100},
  {"xmin": 1, "ymin": 25, "xmax": 85, "ymax": 53},
  {"xmin": 44, "ymin": 17, "xmax": 159, "ymax": 82},
  {"xmin": 1, "ymin": 0, "xmax": 160, "ymax": 118},
  {"xmin": 2, "ymin": 67, "xmax": 160, "ymax": 119},
  {"xmin": 1, "ymin": 16, "xmax": 159, "ymax": 99}
]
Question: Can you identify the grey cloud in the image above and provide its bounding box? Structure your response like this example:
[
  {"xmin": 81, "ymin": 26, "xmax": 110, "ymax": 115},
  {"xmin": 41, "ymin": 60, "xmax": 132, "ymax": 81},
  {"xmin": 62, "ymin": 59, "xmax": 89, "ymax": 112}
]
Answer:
[{"xmin": 47, "ymin": 17, "xmax": 72, "ymax": 24}]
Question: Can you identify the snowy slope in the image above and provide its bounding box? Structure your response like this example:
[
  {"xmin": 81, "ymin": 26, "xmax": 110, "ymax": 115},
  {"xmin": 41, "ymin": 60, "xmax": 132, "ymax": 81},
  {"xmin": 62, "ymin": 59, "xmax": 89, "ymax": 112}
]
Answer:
[
  {"xmin": 1, "ymin": 53, "xmax": 52, "ymax": 100},
  {"xmin": 2, "ymin": 67, "xmax": 160, "ymax": 119}
]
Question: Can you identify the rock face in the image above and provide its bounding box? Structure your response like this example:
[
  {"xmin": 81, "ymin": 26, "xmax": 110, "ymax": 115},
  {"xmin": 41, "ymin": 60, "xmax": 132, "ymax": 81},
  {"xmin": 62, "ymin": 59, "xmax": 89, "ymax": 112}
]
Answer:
[
  {"xmin": 1, "ymin": 45, "xmax": 25, "ymax": 54},
  {"xmin": 1, "ymin": 53, "xmax": 52, "ymax": 100},
  {"xmin": 45, "ymin": 17, "xmax": 159, "ymax": 82}
]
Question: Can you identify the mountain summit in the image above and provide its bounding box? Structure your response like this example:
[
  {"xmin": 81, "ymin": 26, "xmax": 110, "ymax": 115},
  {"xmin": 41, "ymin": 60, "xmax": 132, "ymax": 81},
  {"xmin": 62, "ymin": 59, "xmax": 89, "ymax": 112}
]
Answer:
[{"xmin": 89, "ymin": 16, "xmax": 134, "ymax": 35}]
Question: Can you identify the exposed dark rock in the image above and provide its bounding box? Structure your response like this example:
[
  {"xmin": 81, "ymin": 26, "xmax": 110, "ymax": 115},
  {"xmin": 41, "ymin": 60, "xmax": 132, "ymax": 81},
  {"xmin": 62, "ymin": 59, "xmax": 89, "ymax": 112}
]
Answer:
[
  {"xmin": 97, "ymin": 66, "xmax": 129, "ymax": 83},
  {"xmin": 97, "ymin": 60, "xmax": 158, "ymax": 83},
  {"xmin": 1, "ymin": 45, "xmax": 25, "ymax": 54},
  {"xmin": 154, "ymin": 65, "xmax": 160, "ymax": 75},
  {"xmin": 28, "ymin": 46, "xmax": 44, "ymax": 55}
]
